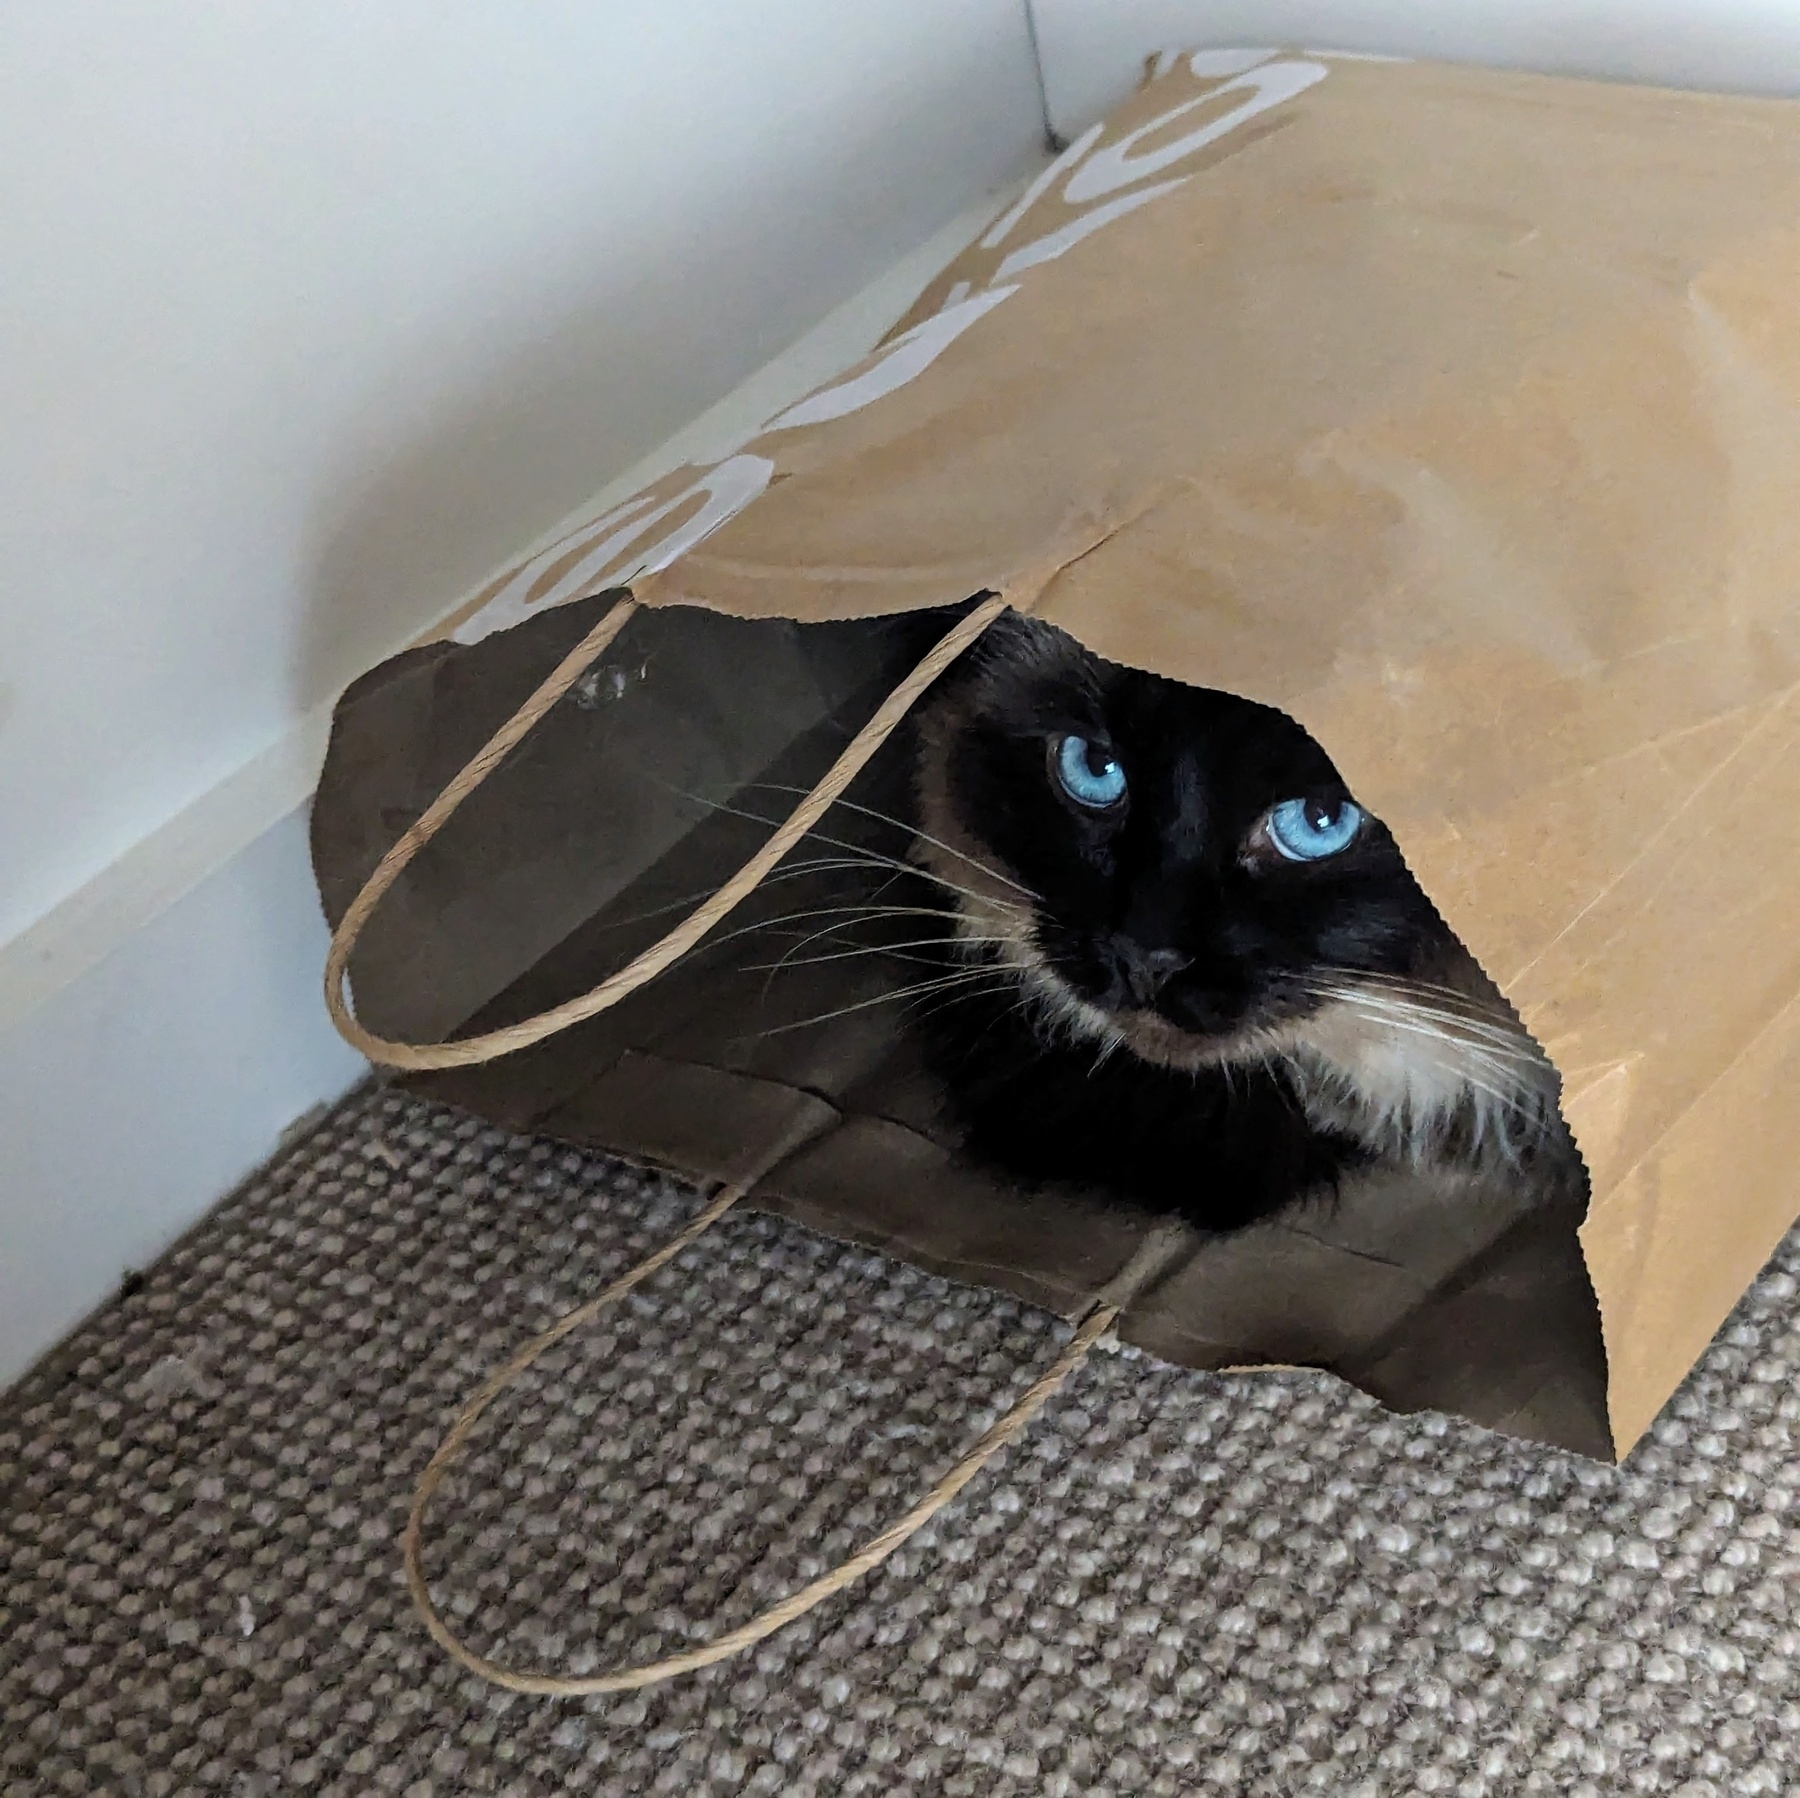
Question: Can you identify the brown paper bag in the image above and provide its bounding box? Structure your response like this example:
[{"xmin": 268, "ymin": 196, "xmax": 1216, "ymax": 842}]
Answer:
[{"xmin": 315, "ymin": 51, "xmax": 1800, "ymax": 1462}]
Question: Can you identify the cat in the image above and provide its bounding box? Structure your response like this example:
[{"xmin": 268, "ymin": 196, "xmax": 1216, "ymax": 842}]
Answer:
[{"xmin": 887, "ymin": 605, "xmax": 1574, "ymax": 1233}]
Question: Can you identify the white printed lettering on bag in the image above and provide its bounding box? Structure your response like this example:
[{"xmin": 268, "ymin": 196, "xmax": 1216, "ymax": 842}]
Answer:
[{"xmin": 454, "ymin": 55, "xmax": 1330, "ymax": 644}]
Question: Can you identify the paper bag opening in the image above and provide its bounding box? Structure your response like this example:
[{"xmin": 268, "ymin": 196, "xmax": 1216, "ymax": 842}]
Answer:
[{"xmin": 315, "ymin": 593, "xmax": 1612, "ymax": 1460}]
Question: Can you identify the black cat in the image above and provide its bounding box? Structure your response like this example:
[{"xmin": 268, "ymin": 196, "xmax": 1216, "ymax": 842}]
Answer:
[{"xmin": 894, "ymin": 607, "xmax": 1570, "ymax": 1232}]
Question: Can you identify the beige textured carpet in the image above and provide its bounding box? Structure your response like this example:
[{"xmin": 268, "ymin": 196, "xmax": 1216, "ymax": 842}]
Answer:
[{"xmin": 5, "ymin": 1085, "xmax": 1800, "ymax": 1796}]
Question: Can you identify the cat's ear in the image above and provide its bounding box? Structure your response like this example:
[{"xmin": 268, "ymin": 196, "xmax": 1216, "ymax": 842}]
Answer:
[
  {"xmin": 875, "ymin": 593, "xmax": 993, "ymax": 670},
  {"xmin": 971, "ymin": 608, "xmax": 1090, "ymax": 677},
  {"xmin": 874, "ymin": 596, "xmax": 1091, "ymax": 694}
]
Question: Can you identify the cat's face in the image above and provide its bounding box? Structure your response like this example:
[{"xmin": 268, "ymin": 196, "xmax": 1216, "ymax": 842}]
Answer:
[{"xmin": 912, "ymin": 613, "xmax": 1460, "ymax": 1073}]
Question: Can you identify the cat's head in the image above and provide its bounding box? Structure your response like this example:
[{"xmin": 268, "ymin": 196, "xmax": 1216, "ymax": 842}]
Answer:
[{"xmin": 911, "ymin": 609, "xmax": 1557, "ymax": 1157}]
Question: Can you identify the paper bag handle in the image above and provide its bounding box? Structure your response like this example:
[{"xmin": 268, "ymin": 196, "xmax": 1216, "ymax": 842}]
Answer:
[
  {"xmin": 324, "ymin": 590, "xmax": 1008, "ymax": 1068},
  {"xmin": 323, "ymin": 508, "xmax": 1138, "ymax": 1071},
  {"xmin": 403, "ymin": 1184, "xmax": 1188, "ymax": 1696}
]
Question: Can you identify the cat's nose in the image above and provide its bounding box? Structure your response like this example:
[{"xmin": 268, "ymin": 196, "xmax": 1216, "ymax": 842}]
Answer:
[{"xmin": 1111, "ymin": 940, "xmax": 1191, "ymax": 1005}]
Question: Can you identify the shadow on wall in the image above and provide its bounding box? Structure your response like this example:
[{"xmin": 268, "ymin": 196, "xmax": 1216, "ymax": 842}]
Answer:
[{"xmin": 295, "ymin": 15, "xmax": 1043, "ymax": 719}]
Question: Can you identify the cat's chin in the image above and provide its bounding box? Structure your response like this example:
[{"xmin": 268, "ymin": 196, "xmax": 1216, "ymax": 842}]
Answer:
[
  {"xmin": 1107, "ymin": 1009, "xmax": 1268, "ymax": 1073},
  {"xmin": 1012, "ymin": 957, "xmax": 1272, "ymax": 1073}
]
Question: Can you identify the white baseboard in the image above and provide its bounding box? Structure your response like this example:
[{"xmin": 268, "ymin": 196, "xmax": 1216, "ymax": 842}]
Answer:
[
  {"xmin": 0, "ymin": 180, "xmax": 1024, "ymax": 1392},
  {"xmin": 0, "ymin": 805, "xmax": 366, "ymax": 1388}
]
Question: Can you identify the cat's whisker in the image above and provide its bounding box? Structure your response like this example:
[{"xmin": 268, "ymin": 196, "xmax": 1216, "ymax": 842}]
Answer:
[
  {"xmin": 909, "ymin": 978, "xmax": 1030, "ymax": 1029},
  {"xmin": 775, "ymin": 947, "xmax": 963, "ymax": 974},
  {"xmin": 1317, "ymin": 969, "xmax": 1540, "ymax": 1041},
  {"xmin": 798, "ymin": 966, "xmax": 1018, "ymax": 1019},
  {"xmin": 1326, "ymin": 966, "xmax": 1515, "ymax": 1011},
  {"xmin": 744, "ymin": 902, "xmax": 965, "ymax": 939},
  {"xmin": 1325, "ymin": 1017, "xmax": 1545, "ymax": 1080},
  {"xmin": 945, "ymin": 989, "xmax": 1040, "ymax": 1061},
  {"xmin": 1324, "ymin": 1005, "xmax": 1550, "ymax": 1083},
  {"xmin": 755, "ymin": 967, "xmax": 1022, "ymax": 1038},
  {"xmin": 744, "ymin": 934, "xmax": 1014, "ymax": 974},
  {"xmin": 745, "ymin": 908, "xmax": 973, "ymax": 987},
  {"xmin": 1305, "ymin": 974, "xmax": 1536, "ymax": 1038},
  {"xmin": 581, "ymin": 854, "xmax": 943, "ymax": 941},
  {"xmin": 1325, "ymin": 988, "xmax": 1532, "ymax": 1046},
  {"xmin": 671, "ymin": 787, "xmax": 1032, "ymax": 920},
  {"xmin": 740, "ymin": 908, "xmax": 963, "ymax": 999},
  {"xmin": 1326, "ymin": 970, "xmax": 1485, "ymax": 1007},
  {"xmin": 668, "ymin": 787, "xmax": 917, "ymax": 876},
  {"xmin": 745, "ymin": 781, "xmax": 1040, "ymax": 903},
  {"xmin": 784, "ymin": 829, "xmax": 1026, "ymax": 923},
  {"xmin": 694, "ymin": 901, "xmax": 967, "ymax": 960},
  {"xmin": 910, "ymin": 867, "xmax": 1031, "ymax": 919},
  {"xmin": 1305, "ymin": 983, "xmax": 1547, "ymax": 1062}
]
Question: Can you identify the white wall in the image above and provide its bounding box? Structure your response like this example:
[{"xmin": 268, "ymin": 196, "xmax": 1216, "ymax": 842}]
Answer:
[
  {"xmin": 0, "ymin": 2, "xmax": 1040, "ymax": 952},
  {"xmin": 0, "ymin": 3, "xmax": 1042, "ymax": 1388},
  {"xmin": 1034, "ymin": 0, "xmax": 1800, "ymax": 134}
]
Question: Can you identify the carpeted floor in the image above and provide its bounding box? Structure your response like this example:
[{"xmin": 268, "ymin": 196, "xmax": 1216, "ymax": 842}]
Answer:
[{"xmin": 4, "ymin": 1086, "xmax": 1799, "ymax": 1796}]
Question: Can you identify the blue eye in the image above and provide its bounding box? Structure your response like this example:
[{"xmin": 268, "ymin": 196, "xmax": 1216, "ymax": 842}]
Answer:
[
  {"xmin": 1266, "ymin": 796, "xmax": 1363, "ymax": 861},
  {"xmin": 1053, "ymin": 734, "xmax": 1127, "ymax": 809}
]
